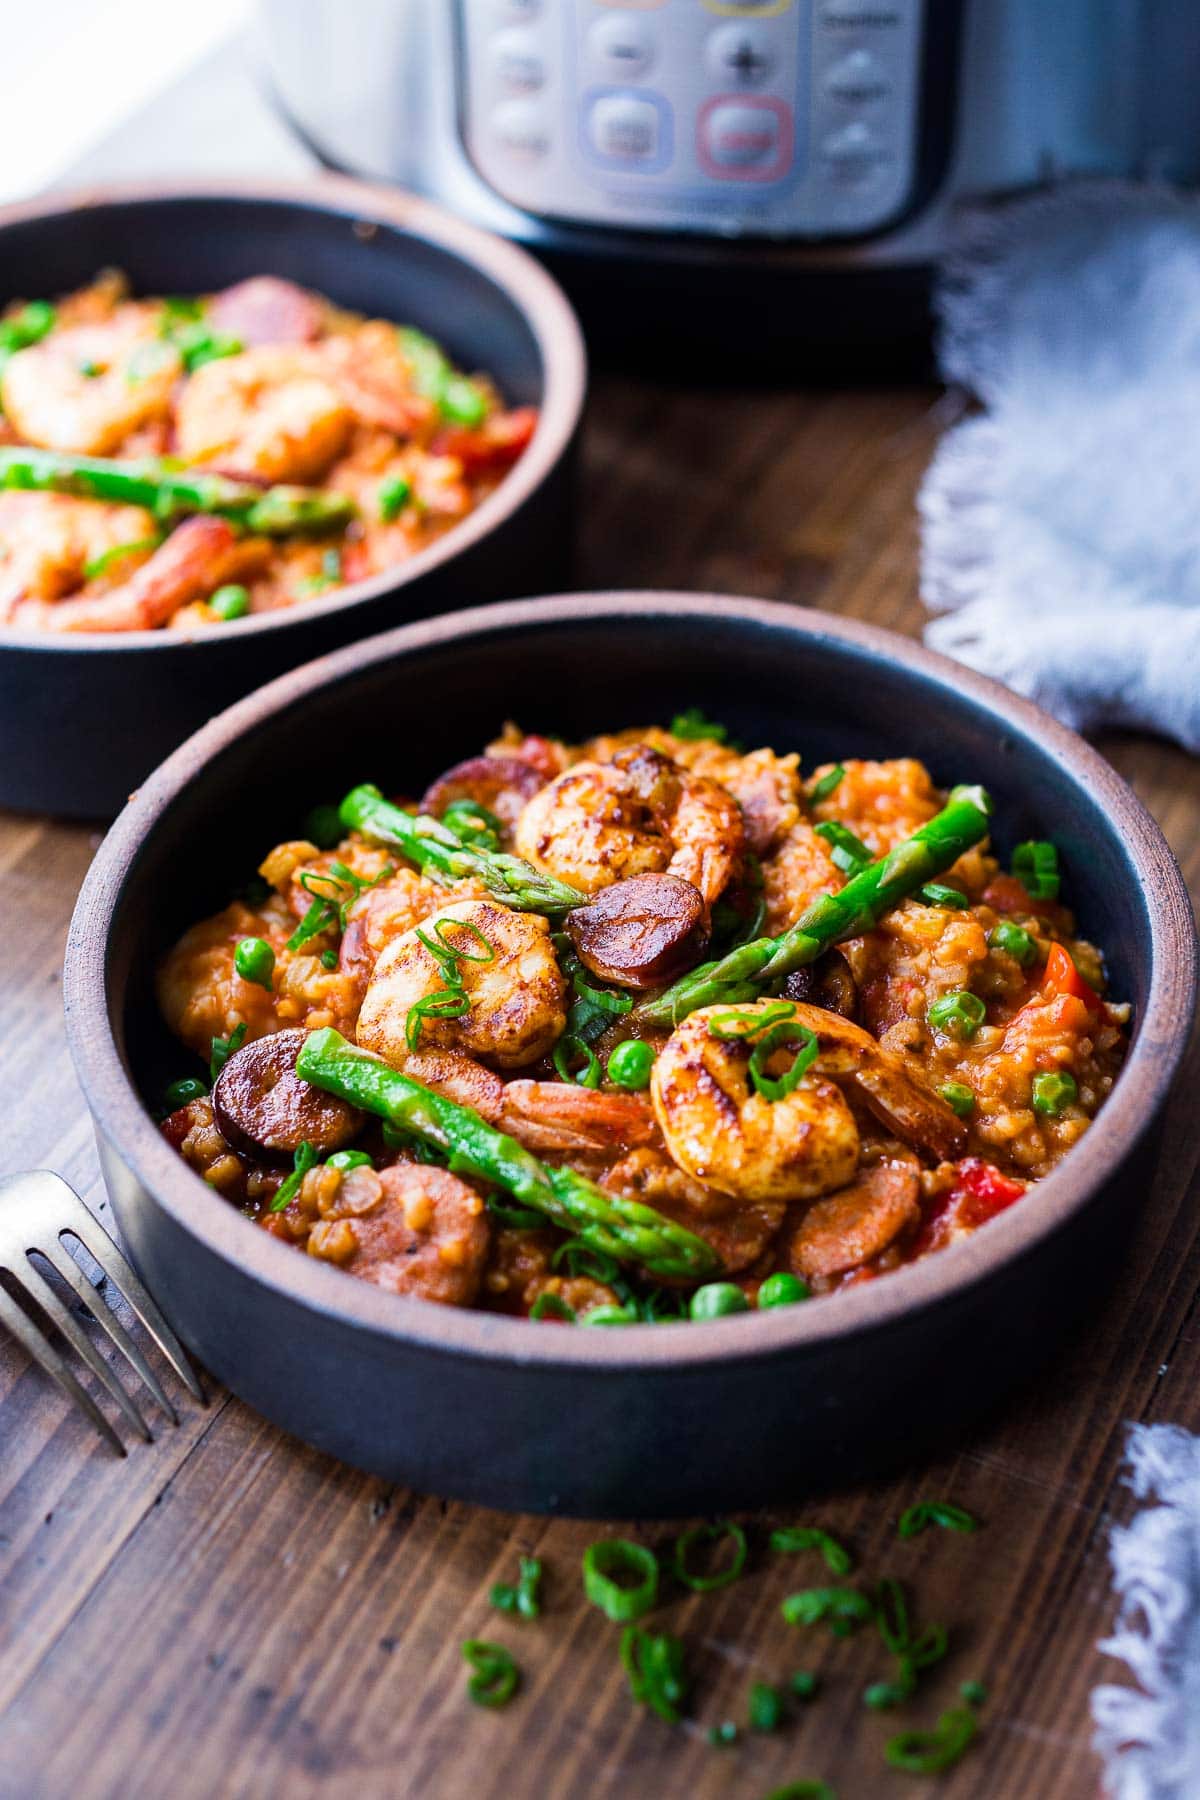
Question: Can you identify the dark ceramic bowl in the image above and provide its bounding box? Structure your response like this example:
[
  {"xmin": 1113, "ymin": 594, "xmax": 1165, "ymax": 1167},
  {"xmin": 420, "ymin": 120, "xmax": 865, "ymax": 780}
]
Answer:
[
  {"xmin": 0, "ymin": 180, "xmax": 585, "ymax": 818},
  {"xmin": 64, "ymin": 595, "xmax": 1196, "ymax": 1517}
]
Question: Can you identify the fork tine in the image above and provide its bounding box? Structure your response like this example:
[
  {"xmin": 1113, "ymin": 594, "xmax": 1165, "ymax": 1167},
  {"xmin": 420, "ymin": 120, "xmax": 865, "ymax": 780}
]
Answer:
[
  {"xmin": 38, "ymin": 1240, "xmax": 179, "ymax": 1425},
  {"xmin": 18, "ymin": 1174, "xmax": 203, "ymax": 1402},
  {"xmin": 0, "ymin": 1277, "xmax": 126, "ymax": 1456},
  {"xmin": 17, "ymin": 1259, "xmax": 153, "ymax": 1444}
]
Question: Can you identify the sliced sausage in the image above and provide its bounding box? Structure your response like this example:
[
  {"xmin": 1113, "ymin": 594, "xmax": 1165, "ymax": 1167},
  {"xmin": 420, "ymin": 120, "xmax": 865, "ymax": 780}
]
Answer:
[
  {"xmin": 420, "ymin": 754, "xmax": 546, "ymax": 835},
  {"xmin": 212, "ymin": 1027, "xmax": 362, "ymax": 1161},
  {"xmin": 783, "ymin": 950, "xmax": 859, "ymax": 1020},
  {"xmin": 308, "ymin": 1163, "xmax": 490, "ymax": 1306},
  {"xmin": 206, "ymin": 276, "xmax": 323, "ymax": 347},
  {"xmin": 787, "ymin": 1157, "xmax": 921, "ymax": 1281},
  {"xmin": 566, "ymin": 873, "xmax": 707, "ymax": 989}
]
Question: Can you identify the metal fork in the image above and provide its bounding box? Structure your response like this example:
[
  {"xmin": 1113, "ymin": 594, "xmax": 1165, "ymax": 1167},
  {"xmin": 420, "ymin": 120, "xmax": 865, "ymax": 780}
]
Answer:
[{"xmin": 0, "ymin": 1170, "xmax": 202, "ymax": 1454}]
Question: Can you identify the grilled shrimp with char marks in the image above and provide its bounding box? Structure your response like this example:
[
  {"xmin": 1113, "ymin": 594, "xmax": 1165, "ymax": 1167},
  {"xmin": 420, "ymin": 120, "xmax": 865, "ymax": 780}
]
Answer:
[
  {"xmin": 513, "ymin": 743, "xmax": 744, "ymax": 906},
  {"xmin": 355, "ymin": 897, "xmax": 567, "ymax": 1071}
]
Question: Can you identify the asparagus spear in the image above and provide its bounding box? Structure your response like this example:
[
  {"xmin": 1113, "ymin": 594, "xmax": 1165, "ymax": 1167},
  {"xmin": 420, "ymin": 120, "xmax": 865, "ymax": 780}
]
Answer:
[
  {"xmin": 0, "ymin": 448, "xmax": 355, "ymax": 536},
  {"xmin": 340, "ymin": 783, "xmax": 586, "ymax": 916},
  {"xmin": 296, "ymin": 1028, "xmax": 720, "ymax": 1281},
  {"xmin": 635, "ymin": 785, "xmax": 993, "ymax": 1030}
]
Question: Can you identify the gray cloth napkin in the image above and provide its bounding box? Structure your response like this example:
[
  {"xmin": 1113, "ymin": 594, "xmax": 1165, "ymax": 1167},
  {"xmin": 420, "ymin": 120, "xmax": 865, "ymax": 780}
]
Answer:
[{"xmin": 919, "ymin": 183, "xmax": 1200, "ymax": 750}]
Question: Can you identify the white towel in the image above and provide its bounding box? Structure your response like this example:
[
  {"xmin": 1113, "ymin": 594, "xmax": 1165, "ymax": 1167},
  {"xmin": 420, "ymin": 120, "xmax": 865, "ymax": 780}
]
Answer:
[
  {"xmin": 919, "ymin": 182, "xmax": 1200, "ymax": 750},
  {"xmin": 1092, "ymin": 1425, "xmax": 1200, "ymax": 1797}
]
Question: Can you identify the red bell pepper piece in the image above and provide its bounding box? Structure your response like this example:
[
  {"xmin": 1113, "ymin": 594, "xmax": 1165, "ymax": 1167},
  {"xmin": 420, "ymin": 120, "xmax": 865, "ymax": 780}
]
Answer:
[{"xmin": 1042, "ymin": 942, "xmax": 1102, "ymax": 1012}]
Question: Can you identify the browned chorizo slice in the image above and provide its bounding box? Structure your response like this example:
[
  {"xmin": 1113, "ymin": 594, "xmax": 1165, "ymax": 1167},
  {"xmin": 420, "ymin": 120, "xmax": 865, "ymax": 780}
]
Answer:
[
  {"xmin": 206, "ymin": 276, "xmax": 323, "ymax": 347},
  {"xmin": 566, "ymin": 873, "xmax": 707, "ymax": 989},
  {"xmin": 212, "ymin": 1027, "xmax": 362, "ymax": 1161},
  {"xmin": 420, "ymin": 755, "xmax": 546, "ymax": 835},
  {"xmin": 308, "ymin": 1163, "xmax": 490, "ymax": 1306},
  {"xmin": 787, "ymin": 1157, "xmax": 921, "ymax": 1281}
]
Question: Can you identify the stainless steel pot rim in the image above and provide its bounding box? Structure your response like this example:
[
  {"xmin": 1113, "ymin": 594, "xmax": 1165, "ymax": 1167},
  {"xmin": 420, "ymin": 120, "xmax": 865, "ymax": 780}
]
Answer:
[
  {"xmin": 64, "ymin": 593, "xmax": 1198, "ymax": 1371},
  {"xmin": 0, "ymin": 175, "xmax": 587, "ymax": 652}
]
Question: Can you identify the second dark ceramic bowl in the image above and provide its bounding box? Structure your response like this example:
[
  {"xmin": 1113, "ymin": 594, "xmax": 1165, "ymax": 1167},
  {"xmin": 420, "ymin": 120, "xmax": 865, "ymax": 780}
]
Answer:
[
  {"xmin": 64, "ymin": 596, "xmax": 1196, "ymax": 1516},
  {"xmin": 0, "ymin": 179, "xmax": 585, "ymax": 818}
]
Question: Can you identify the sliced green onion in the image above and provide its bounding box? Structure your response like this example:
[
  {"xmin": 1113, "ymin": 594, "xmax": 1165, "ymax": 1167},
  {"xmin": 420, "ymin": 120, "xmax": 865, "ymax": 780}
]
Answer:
[
  {"xmin": 0, "ymin": 299, "xmax": 56, "ymax": 356},
  {"xmin": 619, "ymin": 1624, "xmax": 688, "ymax": 1723},
  {"xmin": 671, "ymin": 707, "xmax": 728, "ymax": 743},
  {"xmin": 814, "ymin": 820, "xmax": 871, "ymax": 875},
  {"xmin": 790, "ymin": 1670, "xmax": 819, "ymax": 1700},
  {"xmin": 461, "ymin": 1639, "xmax": 520, "ymax": 1709},
  {"xmin": 606, "ymin": 1039, "xmax": 654, "ymax": 1090},
  {"xmin": 1012, "ymin": 839, "xmax": 1060, "ymax": 900},
  {"xmin": 919, "ymin": 882, "xmax": 969, "ymax": 909},
  {"xmin": 377, "ymin": 472, "xmax": 412, "ymax": 522},
  {"xmin": 808, "ymin": 763, "xmax": 846, "ymax": 804},
  {"xmin": 270, "ymin": 1140, "xmax": 318, "ymax": 1213},
  {"xmin": 763, "ymin": 1783, "xmax": 836, "ymax": 1800},
  {"xmin": 748, "ymin": 1022, "xmax": 819, "ymax": 1102},
  {"xmin": 209, "ymin": 582, "xmax": 250, "ymax": 621},
  {"xmin": 583, "ymin": 1539, "xmax": 659, "ymax": 1623},
  {"xmin": 530, "ymin": 1292, "xmax": 576, "ymax": 1323},
  {"xmin": 865, "ymin": 1675, "xmax": 914, "ymax": 1710},
  {"xmin": 581, "ymin": 1303, "xmax": 640, "ymax": 1326},
  {"xmin": 304, "ymin": 803, "xmax": 344, "ymax": 849},
  {"xmin": 781, "ymin": 1587, "xmax": 874, "ymax": 1635},
  {"xmin": 326, "ymin": 1150, "xmax": 371, "ymax": 1175},
  {"xmin": 209, "ymin": 1021, "xmax": 246, "ymax": 1083},
  {"xmin": 960, "ymin": 1679, "xmax": 988, "ymax": 1707},
  {"xmin": 937, "ymin": 1081, "xmax": 975, "ymax": 1118},
  {"xmin": 488, "ymin": 1196, "xmax": 546, "ymax": 1232},
  {"xmin": 875, "ymin": 1575, "xmax": 910, "ymax": 1656},
  {"xmin": 234, "ymin": 936, "xmax": 275, "ymax": 991},
  {"xmin": 671, "ymin": 1521, "xmax": 747, "ymax": 1593},
  {"xmin": 708, "ymin": 1000, "xmax": 796, "ymax": 1041},
  {"xmin": 690, "ymin": 1282, "xmax": 750, "ymax": 1321},
  {"xmin": 1031, "ymin": 1070, "xmax": 1078, "ymax": 1116},
  {"xmin": 897, "ymin": 1501, "xmax": 979, "ymax": 1539},
  {"xmin": 440, "ymin": 797, "xmax": 504, "ymax": 849},
  {"xmin": 884, "ymin": 1706, "xmax": 978, "ymax": 1774},
  {"xmin": 551, "ymin": 1238, "xmax": 622, "ymax": 1286},
  {"xmin": 927, "ymin": 990, "xmax": 986, "ymax": 1041},
  {"xmin": 553, "ymin": 1034, "xmax": 601, "ymax": 1089},
  {"xmin": 405, "ymin": 985, "xmax": 471, "ymax": 1051},
  {"xmin": 490, "ymin": 1555, "xmax": 542, "ymax": 1621},
  {"xmin": 757, "ymin": 1271, "xmax": 811, "ymax": 1309},
  {"xmin": 769, "ymin": 1527, "xmax": 853, "ymax": 1576},
  {"xmin": 163, "ymin": 1076, "xmax": 207, "ymax": 1111},
  {"xmin": 707, "ymin": 1721, "xmax": 738, "ymax": 1746},
  {"xmin": 82, "ymin": 535, "xmax": 161, "ymax": 581},
  {"xmin": 988, "ymin": 921, "xmax": 1037, "ymax": 966},
  {"xmin": 168, "ymin": 321, "xmax": 243, "ymax": 372},
  {"xmin": 749, "ymin": 1681, "xmax": 784, "ymax": 1732}
]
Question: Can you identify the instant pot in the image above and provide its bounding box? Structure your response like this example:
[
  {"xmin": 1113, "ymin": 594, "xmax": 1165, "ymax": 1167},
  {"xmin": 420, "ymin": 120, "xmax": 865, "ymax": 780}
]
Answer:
[{"xmin": 257, "ymin": 1, "xmax": 1200, "ymax": 363}]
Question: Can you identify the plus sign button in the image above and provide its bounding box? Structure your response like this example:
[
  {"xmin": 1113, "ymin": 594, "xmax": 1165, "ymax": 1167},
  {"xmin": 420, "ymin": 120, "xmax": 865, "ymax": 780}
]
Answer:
[{"xmin": 705, "ymin": 22, "xmax": 777, "ymax": 86}]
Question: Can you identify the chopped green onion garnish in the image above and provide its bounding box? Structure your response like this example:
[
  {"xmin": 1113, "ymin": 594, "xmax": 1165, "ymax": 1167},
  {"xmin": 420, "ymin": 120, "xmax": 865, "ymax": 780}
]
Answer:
[
  {"xmin": 749, "ymin": 1681, "xmax": 784, "ymax": 1732},
  {"xmin": 919, "ymin": 882, "xmax": 969, "ymax": 909},
  {"xmin": 763, "ymin": 1782, "xmax": 837, "ymax": 1800},
  {"xmin": 606, "ymin": 1039, "xmax": 654, "ymax": 1090},
  {"xmin": 897, "ymin": 1501, "xmax": 979, "ymax": 1539},
  {"xmin": 619, "ymin": 1624, "xmax": 689, "ymax": 1723},
  {"xmin": 304, "ymin": 803, "xmax": 343, "ymax": 849},
  {"xmin": 1012, "ymin": 839, "xmax": 1060, "ymax": 900},
  {"xmin": 884, "ymin": 1706, "xmax": 978, "ymax": 1774},
  {"xmin": 960, "ymin": 1679, "xmax": 988, "ymax": 1707},
  {"xmin": 209, "ymin": 582, "xmax": 250, "ymax": 621},
  {"xmin": 82, "ymin": 535, "xmax": 161, "ymax": 581},
  {"xmin": 461, "ymin": 1639, "xmax": 520, "ymax": 1709},
  {"xmin": 814, "ymin": 820, "xmax": 871, "ymax": 875},
  {"xmin": 270, "ymin": 1140, "xmax": 318, "ymax": 1213},
  {"xmin": 583, "ymin": 1539, "xmax": 659, "ymax": 1623},
  {"xmin": 670, "ymin": 706, "xmax": 729, "ymax": 742},
  {"xmin": 1031, "ymin": 1070, "xmax": 1078, "ymax": 1116},
  {"xmin": 757, "ymin": 1271, "xmax": 811, "ymax": 1309},
  {"xmin": 707, "ymin": 1721, "xmax": 738, "ymax": 1746},
  {"xmin": 490, "ymin": 1555, "xmax": 543, "ymax": 1620},
  {"xmin": 553, "ymin": 1034, "xmax": 601, "ymax": 1089},
  {"xmin": 689, "ymin": 1282, "xmax": 750, "ymax": 1321},
  {"xmin": 781, "ymin": 1587, "xmax": 874, "ymax": 1634},
  {"xmin": 790, "ymin": 1670, "xmax": 819, "ymax": 1700},
  {"xmin": 747, "ymin": 1021, "xmax": 819, "ymax": 1101},
  {"xmin": 163, "ymin": 1076, "xmax": 207, "ymax": 1111},
  {"xmin": 166, "ymin": 320, "xmax": 243, "ymax": 373},
  {"xmin": 209, "ymin": 1021, "xmax": 246, "ymax": 1083},
  {"xmin": 671, "ymin": 1521, "xmax": 747, "ymax": 1593},
  {"xmin": 808, "ymin": 763, "xmax": 846, "ymax": 804},
  {"xmin": 926, "ymin": 990, "xmax": 986, "ymax": 1041},
  {"xmin": 552, "ymin": 1238, "xmax": 622, "ymax": 1286},
  {"xmin": 327, "ymin": 1149, "xmax": 373, "ymax": 1173},
  {"xmin": 234, "ymin": 936, "xmax": 275, "ymax": 991},
  {"xmin": 581, "ymin": 1302, "xmax": 640, "ymax": 1326},
  {"xmin": 769, "ymin": 1527, "xmax": 853, "ymax": 1576},
  {"xmin": 405, "ymin": 985, "xmax": 471, "ymax": 1051},
  {"xmin": 0, "ymin": 299, "xmax": 56, "ymax": 357},
  {"xmin": 937, "ymin": 1081, "xmax": 975, "ymax": 1118},
  {"xmin": 530, "ymin": 1292, "xmax": 576, "ymax": 1323},
  {"xmin": 988, "ymin": 921, "xmax": 1037, "ymax": 966}
]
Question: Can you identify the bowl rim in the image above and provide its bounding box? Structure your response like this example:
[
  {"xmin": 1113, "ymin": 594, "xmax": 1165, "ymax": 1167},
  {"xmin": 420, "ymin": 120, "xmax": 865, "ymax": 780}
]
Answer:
[
  {"xmin": 0, "ymin": 175, "xmax": 587, "ymax": 652},
  {"xmin": 64, "ymin": 592, "xmax": 1198, "ymax": 1370}
]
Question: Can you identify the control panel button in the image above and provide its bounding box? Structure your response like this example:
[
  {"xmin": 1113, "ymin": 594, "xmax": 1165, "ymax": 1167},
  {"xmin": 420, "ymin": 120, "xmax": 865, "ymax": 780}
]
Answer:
[
  {"xmin": 492, "ymin": 99, "xmax": 551, "ymax": 159},
  {"xmin": 705, "ymin": 22, "xmax": 776, "ymax": 86},
  {"xmin": 824, "ymin": 48, "xmax": 892, "ymax": 102},
  {"xmin": 491, "ymin": 0, "xmax": 541, "ymax": 17},
  {"xmin": 820, "ymin": 121, "xmax": 894, "ymax": 188},
  {"xmin": 492, "ymin": 28, "xmax": 546, "ymax": 94},
  {"xmin": 588, "ymin": 12, "xmax": 656, "ymax": 81},
  {"xmin": 819, "ymin": 4, "xmax": 903, "ymax": 26},
  {"xmin": 588, "ymin": 93, "xmax": 663, "ymax": 164},
  {"xmin": 703, "ymin": 1, "xmax": 793, "ymax": 15},
  {"xmin": 699, "ymin": 97, "xmax": 792, "ymax": 179}
]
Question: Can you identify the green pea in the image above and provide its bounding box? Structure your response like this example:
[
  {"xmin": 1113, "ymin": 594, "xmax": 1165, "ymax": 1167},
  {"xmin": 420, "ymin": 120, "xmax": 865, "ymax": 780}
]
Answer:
[
  {"xmin": 163, "ymin": 1076, "xmax": 207, "ymax": 1111},
  {"xmin": 581, "ymin": 1303, "xmax": 640, "ymax": 1326},
  {"xmin": 927, "ymin": 990, "xmax": 987, "ymax": 1041},
  {"xmin": 757, "ymin": 1271, "xmax": 811, "ymax": 1309},
  {"xmin": 690, "ymin": 1282, "xmax": 750, "ymax": 1321},
  {"xmin": 304, "ymin": 803, "xmax": 343, "ymax": 850},
  {"xmin": 441, "ymin": 373, "xmax": 488, "ymax": 427},
  {"xmin": 378, "ymin": 473, "xmax": 412, "ymax": 522},
  {"xmin": 1031, "ymin": 1071, "xmax": 1077, "ymax": 1116},
  {"xmin": 937, "ymin": 1081, "xmax": 976, "ymax": 1118},
  {"xmin": 234, "ymin": 936, "xmax": 275, "ymax": 990},
  {"xmin": 328, "ymin": 1149, "xmax": 373, "ymax": 1173},
  {"xmin": 988, "ymin": 921, "xmax": 1037, "ymax": 967},
  {"xmin": 210, "ymin": 583, "xmax": 250, "ymax": 621},
  {"xmin": 607, "ymin": 1039, "xmax": 654, "ymax": 1090}
]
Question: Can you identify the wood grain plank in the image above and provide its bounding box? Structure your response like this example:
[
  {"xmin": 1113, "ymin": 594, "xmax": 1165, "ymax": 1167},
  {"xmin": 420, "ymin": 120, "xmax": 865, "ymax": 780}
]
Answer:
[{"xmin": 0, "ymin": 378, "xmax": 1196, "ymax": 1800}]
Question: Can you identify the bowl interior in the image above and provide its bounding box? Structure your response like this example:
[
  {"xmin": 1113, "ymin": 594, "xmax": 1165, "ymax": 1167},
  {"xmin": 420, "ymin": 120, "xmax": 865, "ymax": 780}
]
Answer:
[
  {"xmin": 1, "ymin": 191, "xmax": 543, "ymax": 407},
  {"xmin": 113, "ymin": 604, "xmax": 1158, "ymax": 1103}
]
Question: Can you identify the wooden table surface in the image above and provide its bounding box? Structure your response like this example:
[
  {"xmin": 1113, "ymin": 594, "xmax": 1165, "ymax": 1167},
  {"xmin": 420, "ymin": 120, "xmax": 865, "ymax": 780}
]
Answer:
[{"xmin": 1, "ymin": 376, "xmax": 1197, "ymax": 1800}]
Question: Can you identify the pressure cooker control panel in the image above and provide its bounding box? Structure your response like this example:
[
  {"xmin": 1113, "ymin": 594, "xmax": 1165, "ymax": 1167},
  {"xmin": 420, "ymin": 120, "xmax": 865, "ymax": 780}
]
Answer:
[{"xmin": 459, "ymin": 1, "xmax": 924, "ymax": 237}]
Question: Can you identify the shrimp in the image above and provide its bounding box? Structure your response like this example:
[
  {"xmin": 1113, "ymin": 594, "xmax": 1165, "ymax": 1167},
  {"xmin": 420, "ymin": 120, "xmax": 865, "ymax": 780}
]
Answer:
[
  {"xmin": 156, "ymin": 899, "xmax": 288, "ymax": 1060},
  {"xmin": 587, "ymin": 727, "xmax": 805, "ymax": 858},
  {"xmin": 9, "ymin": 516, "xmax": 271, "ymax": 633},
  {"xmin": 652, "ymin": 999, "xmax": 966, "ymax": 1207},
  {"xmin": 0, "ymin": 491, "xmax": 155, "ymax": 621},
  {"xmin": 356, "ymin": 897, "xmax": 568, "ymax": 1071},
  {"xmin": 1, "ymin": 314, "xmax": 180, "ymax": 453},
  {"xmin": 513, "ymin": 743, "xmax": 744, "ymax": 905},
  {"xmin": 175, "ymin": 345, "xmax": 352, "ymax": 483},
  {"xmin": 498, "ymin": 1081, "xmax": 658, "ymax": 1156},
  {"xmin": 601, "ymin": 1148, "xmax": 785, "ymax": 1274}
]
